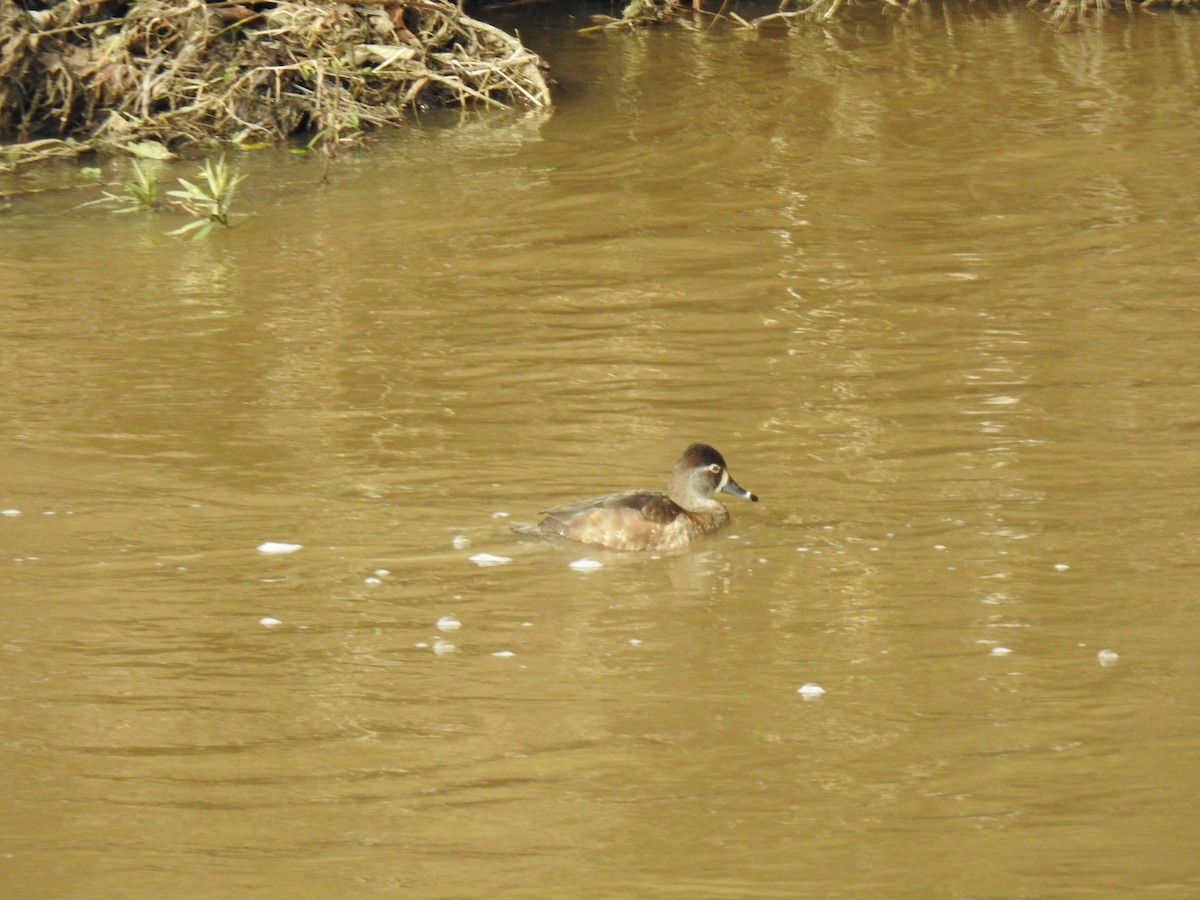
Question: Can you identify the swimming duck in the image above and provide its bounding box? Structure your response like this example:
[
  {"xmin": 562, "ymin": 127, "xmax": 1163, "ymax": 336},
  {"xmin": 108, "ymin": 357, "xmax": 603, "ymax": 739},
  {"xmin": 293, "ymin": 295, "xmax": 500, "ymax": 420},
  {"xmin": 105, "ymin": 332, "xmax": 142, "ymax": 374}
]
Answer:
[{"xmin": 525, "ymin": 443, "xmax": 758, "ymax": 552}]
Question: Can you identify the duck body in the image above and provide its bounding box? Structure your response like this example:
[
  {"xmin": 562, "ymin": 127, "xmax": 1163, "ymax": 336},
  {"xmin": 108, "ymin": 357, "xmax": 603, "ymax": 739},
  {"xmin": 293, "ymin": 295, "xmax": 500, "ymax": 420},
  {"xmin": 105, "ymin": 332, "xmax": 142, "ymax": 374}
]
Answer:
[{"xmin": 529, "ymin": 443, "xmax": 758, "ymax": 552}]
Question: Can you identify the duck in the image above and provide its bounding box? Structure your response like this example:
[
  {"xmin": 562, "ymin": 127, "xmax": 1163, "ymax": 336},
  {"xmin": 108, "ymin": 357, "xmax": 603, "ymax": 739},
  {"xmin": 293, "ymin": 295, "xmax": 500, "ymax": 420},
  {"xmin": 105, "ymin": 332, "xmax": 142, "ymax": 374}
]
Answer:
[{"xmin": 523, "ymin": 443, "xmax": 758, "ymax": 551}]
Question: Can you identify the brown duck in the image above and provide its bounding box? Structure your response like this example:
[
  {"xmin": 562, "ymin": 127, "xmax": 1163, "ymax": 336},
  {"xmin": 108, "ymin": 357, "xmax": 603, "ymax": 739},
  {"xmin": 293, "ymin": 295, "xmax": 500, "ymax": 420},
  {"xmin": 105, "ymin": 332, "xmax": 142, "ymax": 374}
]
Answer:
[{"xmin": 525, "ymin": 443, "xmax": 758, "ymax": 552}]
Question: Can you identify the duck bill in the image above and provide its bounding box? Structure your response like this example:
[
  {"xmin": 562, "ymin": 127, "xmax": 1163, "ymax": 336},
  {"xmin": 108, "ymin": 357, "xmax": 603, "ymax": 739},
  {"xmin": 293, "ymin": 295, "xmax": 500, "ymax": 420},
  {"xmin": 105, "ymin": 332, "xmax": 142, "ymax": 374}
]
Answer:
[{"xmin": 721, "ymin": 477, "xmax": 759, "ymax": 503}]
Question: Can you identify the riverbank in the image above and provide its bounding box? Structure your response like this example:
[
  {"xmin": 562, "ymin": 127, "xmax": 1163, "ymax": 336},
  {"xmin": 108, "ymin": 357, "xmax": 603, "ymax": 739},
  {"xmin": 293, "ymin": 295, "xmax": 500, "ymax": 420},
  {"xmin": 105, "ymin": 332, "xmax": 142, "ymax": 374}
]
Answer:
[
  {"xmin": 2, "ymin": 0, "xmax": 1194, "ymax": 172},
  {"xmin": 1, "ymin": 0, "xmax": 550, "ymax": 171}
]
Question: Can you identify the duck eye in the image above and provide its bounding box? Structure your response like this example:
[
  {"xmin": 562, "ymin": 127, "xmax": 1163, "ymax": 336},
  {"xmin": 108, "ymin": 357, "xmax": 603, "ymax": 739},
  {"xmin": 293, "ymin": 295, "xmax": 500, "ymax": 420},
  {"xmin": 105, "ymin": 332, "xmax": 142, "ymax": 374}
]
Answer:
[{"xmin": 708, "ymin": 463, "xmax": 722, "ymax": 474}]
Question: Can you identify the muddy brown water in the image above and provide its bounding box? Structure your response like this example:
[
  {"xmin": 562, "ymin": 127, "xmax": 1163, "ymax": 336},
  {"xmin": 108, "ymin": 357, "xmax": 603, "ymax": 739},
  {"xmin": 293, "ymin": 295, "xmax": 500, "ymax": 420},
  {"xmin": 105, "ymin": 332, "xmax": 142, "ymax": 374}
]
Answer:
[{"xmin": 3, "ymin": 4, "xmax": 1200, "ymax": 896}]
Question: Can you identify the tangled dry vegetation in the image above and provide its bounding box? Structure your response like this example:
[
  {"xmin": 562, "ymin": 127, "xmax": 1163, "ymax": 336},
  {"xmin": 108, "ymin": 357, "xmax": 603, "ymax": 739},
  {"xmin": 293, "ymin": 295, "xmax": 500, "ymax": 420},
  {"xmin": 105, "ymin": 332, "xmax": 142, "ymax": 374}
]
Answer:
[{"xmin": 0, "ymin": 0, "xmax": 550, "ymax": 170}]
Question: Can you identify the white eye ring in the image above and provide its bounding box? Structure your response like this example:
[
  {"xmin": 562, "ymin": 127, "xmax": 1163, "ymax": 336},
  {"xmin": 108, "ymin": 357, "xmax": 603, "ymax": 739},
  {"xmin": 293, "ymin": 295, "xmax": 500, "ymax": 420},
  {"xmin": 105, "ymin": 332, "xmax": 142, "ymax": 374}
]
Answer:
[{"xmin": 708, "ymin": 463, "xmax": 722, "ymax": 474}]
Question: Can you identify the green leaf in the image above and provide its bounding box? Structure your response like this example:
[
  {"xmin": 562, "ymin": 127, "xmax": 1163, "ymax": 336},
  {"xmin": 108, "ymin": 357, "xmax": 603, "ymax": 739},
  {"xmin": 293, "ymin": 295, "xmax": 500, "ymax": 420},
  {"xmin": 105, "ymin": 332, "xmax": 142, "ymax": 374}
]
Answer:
[
  {"xmin": 127, "ymin": 140, "xmax": 175, "ymax": 160},
  {"xmin": 166, "ymin": 219, "xmax": 209, "ymax": 236}
]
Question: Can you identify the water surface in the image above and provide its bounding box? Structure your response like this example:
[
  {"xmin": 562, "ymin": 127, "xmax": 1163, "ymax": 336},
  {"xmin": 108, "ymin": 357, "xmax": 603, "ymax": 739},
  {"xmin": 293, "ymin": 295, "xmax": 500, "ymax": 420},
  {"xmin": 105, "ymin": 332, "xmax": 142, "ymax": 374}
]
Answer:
[{"xmin": 3, "ymin": 4, "xmax": 1200, "ymax": 896}]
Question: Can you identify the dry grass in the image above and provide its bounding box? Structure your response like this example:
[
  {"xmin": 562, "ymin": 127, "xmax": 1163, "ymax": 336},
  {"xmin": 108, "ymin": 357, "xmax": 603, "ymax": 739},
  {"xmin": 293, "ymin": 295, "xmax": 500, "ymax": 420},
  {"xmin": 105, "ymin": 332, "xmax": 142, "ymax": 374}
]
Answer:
[{"xmin": 1, "ymin": 0, "xmax": 550, "ymax": 170}]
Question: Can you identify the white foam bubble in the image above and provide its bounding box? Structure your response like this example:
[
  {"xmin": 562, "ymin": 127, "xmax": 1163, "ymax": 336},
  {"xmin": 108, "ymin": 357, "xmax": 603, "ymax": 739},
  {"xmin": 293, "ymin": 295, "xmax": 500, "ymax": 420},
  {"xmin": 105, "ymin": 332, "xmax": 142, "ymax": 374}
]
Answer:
[{"xmin": 257, "ymin": 541, "xmax": 302, "ymax": 555}]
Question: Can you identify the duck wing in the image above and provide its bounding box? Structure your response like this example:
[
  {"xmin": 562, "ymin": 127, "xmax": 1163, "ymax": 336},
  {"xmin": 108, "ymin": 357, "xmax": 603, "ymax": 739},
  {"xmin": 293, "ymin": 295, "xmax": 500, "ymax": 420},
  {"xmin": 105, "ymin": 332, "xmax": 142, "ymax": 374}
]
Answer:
[{"xmin": 539, "ymin": 490, "xmax": 683, "ymax": 527}]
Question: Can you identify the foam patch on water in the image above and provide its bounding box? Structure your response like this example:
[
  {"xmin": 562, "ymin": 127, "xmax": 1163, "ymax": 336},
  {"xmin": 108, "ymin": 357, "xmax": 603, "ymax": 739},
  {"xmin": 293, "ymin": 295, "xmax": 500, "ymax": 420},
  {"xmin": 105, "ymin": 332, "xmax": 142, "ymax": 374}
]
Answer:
[
  {"xmin": 569, "ymin": 558, "xmax": 603, "ymax": 571},
  {"xmin": 469, "ymin": 552, "xmax": 511, "ymax": 566},
  {"xmin": 258, "ymin": 541, "xmax": 302, "ymax": 555}
]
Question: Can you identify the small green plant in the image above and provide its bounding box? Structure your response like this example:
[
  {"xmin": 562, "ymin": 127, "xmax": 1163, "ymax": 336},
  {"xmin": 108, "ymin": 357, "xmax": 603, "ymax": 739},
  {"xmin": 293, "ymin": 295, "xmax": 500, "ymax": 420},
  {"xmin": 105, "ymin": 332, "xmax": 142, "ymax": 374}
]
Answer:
[
  {"xmin": 166, "ymin": 155, "xmax": 246, "ymax": 239},
  {"xmin": 116, "ymin": 160, "xmax": 160, "ymax": 211},
  {"xmin": 79, "ymin": 160, "xmax": 161, "ymax": 213}
]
